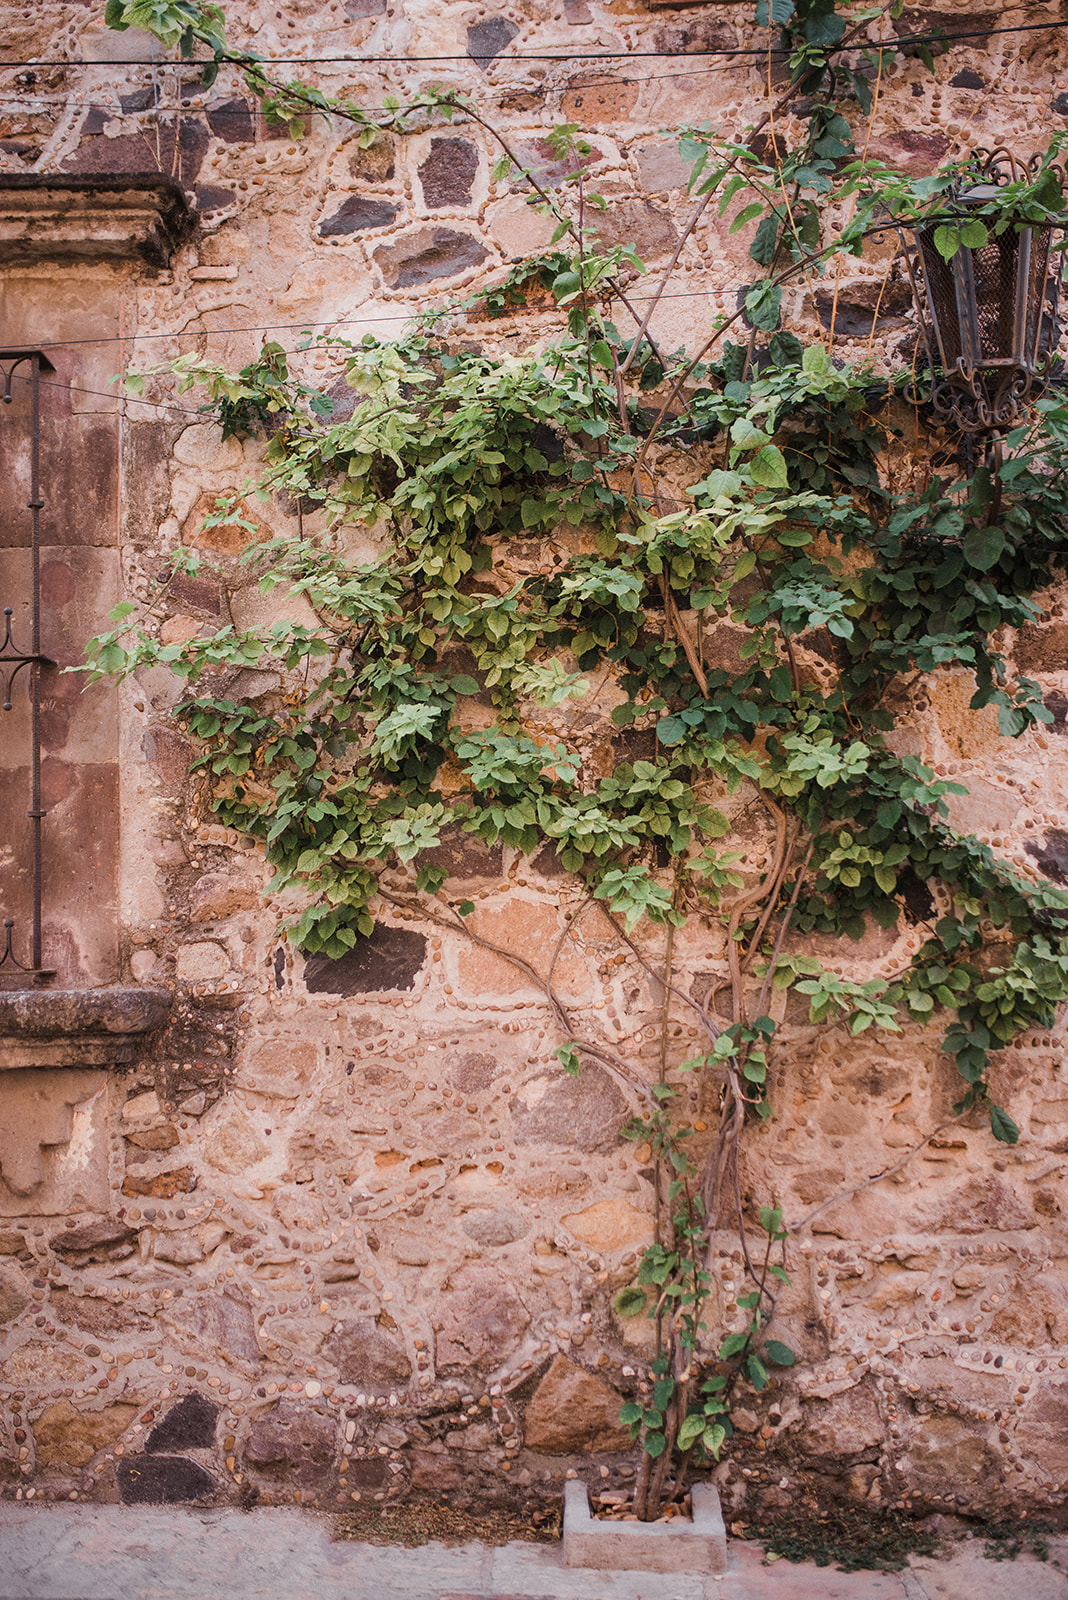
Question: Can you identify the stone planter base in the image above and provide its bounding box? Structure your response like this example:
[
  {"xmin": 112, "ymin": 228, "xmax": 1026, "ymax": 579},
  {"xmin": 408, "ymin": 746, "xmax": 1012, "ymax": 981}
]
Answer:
[{"xmin": 562, "ymin": 1479, "xmax": 727, "ymax": 1574}]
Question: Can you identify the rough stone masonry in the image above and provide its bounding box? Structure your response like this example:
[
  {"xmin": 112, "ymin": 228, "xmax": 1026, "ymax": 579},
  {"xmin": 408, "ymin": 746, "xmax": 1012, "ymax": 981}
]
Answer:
[{"xmin": 2, "ymin": 0, "xmax": 1068, "ymax": 1532}]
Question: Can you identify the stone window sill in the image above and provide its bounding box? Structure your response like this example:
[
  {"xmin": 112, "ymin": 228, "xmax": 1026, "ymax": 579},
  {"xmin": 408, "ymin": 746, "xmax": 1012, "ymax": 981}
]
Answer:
[{"xmin": 0, "ymin": 988, "xmax": 171, "ymax": 1068}]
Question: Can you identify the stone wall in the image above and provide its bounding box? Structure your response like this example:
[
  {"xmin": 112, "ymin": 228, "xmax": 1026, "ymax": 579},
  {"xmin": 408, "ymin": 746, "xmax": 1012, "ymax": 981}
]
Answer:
[{"xmin": 3, "ymin": 0, "xmax": 1068, "ymax": 1529}]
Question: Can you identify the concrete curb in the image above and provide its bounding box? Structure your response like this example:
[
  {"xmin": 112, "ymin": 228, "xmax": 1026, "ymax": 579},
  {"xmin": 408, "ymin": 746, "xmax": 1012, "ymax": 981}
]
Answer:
[{"xmin": 562, "ymin": 1479, "xmax": 728, "ymax": 1573}]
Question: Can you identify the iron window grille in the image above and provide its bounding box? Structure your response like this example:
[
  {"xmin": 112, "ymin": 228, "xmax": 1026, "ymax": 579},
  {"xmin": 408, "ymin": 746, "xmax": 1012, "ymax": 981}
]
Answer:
[{"xmin": 0, "ymin": 349, "xmax": 55, "ymax": 987}]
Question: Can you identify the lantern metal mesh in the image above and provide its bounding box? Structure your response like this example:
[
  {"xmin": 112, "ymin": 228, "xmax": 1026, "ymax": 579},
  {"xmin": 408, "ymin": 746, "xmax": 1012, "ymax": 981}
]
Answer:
[{"xmin": 910, "ymin": 148, "xmax": 1065, "ymax": 433}]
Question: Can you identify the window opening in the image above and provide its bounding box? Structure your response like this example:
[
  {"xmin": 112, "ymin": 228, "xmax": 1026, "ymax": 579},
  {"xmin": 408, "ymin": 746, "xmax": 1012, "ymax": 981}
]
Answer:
[{"xmin": 0, "ymin": 350, "xmax": 55, "ymax": 987}]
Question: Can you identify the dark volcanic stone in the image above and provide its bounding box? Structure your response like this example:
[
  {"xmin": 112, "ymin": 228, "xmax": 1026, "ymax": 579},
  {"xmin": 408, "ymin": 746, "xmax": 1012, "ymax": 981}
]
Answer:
[
  {"xmin": 195, "ymin": 185, "xmax": 237, "ymax": 214},
  {"xmin": 1026, "ymin": 828, "xmax": 1068, "ymax": 885},
  {"xmin": 813, "ymin": 282, "xmax": 912, "ymax": 336},
  {"xmin": 118, "ymin": 1454, "xmax": 216, "ymax": 1504},
  {"xmin": 417, "ymin": 824, "xmax": 502, "ymax": 883},
  {"xmin": 322, "ymin": 1320, "xmax": 411, "ymax": 1385},
  {"xmin": 169, "ymin": 572, "xmax": 222, "ymax": 615},
  {"xmin": 64, "ymin": 118, "xmax": 208, "ymax": 186},
  {"xmin": 509, "ymin": 1062, "xmax": 627, "ymax": 1151},
  {"xmin": 303, "ymin": 925, "xmax": 427, "ymax": 994},
  {"xmin": 373, "ymin": 227, "xmax": 489, "ymax": 289},
  {"xmin": 346, "ymin": 1456, "xmax": 390, "ymax": 1487},
  {"xmin": 319, "ymin": 196, "xmax": 401, "ymax": 237},
  {"xmin": 146, "ymin": 1392, "xmax": 220, "ymax": 1453},
  {"xmin": 120, "ymin": 87, "xmax": 158, "ymax": 112},
  {"xmin": 529, "ymin": 840, "xmax": 569, "ymax": 878},
  {"xmin": 1045, "ymin": 689, "xmax": 1068, "ymax": 730},
  {"xmin": 467, "ymin": 17, "xmax": 519, "ymax": 68},
  {"xmin": 950, "ymin": 68, "xmax": 984, "ymax": 89},
  {"xmin": 418, "ymin": 137, "xmax": 479, "ymax": 208},
  {"xmin": 893, "ymin": 10, "xmax": 995, "ymax": 55},
  {"xmin": 207, "ymin": 98, "xmax": 254, "ymax": 142}
]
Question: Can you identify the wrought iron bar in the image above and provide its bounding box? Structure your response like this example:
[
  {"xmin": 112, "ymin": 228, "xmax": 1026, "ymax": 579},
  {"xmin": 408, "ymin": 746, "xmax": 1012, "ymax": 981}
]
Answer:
[
  {"xmin": 0, "ymin": 349, "xmax": 55, "ymax": 985},
  {"xmin": 909, "ymin": 147, "xmax": 1066, "ymax": 435}
]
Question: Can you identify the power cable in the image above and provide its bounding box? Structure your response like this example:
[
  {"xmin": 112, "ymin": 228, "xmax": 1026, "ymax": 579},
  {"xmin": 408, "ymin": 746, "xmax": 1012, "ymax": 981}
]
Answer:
[
  {"xmin": 0, "ymin": 285, "xmax": 796, "ymax": 353},
  {"xmin": 0, "ymin": 17, "xmax": 1065, "ymax": 70}
]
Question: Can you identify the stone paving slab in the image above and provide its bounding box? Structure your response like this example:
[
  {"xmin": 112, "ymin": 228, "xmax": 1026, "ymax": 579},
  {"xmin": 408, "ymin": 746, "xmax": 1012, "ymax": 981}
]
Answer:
[{"xmin": 0, "ymin": 1506, "xmax": 1064, "ymax": 1600}]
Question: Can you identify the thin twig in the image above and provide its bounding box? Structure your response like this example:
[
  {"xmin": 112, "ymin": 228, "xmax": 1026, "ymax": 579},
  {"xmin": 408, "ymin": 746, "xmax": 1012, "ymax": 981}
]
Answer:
[{"xmin": 375, "ymin": 885, "xmax": 657, "ymax": 1106}]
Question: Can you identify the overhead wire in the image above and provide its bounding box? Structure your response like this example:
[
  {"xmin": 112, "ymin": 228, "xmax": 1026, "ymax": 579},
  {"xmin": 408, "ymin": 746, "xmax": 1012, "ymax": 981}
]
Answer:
[
  {"xmin": 0, "ymin": 281, "xmax": 824, "ymax": 353},
  {"xmin": 0, "ymin": 16, "xmax": 1066, "ymax": 70},
  {"xmin": 0, "ymin": 16, "xmax": 1061, "ymax": 383}
]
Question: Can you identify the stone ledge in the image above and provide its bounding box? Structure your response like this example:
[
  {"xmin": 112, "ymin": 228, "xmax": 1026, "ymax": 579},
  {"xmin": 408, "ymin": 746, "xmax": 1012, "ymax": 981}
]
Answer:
[
  {"xmin": 0, "ymin": 175, "xmax": 196, "ymax": 271},
  {"xmin": 562, "ymin": 1479, "xmax": 727, "ymax": 1574},
  {"xmin": 0, "ymin": 988, "xmax": 171, "ymax": 1068}
]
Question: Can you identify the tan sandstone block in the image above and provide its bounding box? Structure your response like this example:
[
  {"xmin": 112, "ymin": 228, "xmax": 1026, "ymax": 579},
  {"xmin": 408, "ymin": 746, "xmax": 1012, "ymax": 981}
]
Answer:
[
  {"xmin": 524, "ymin": 1355, "xmax": 630, "ymax": 1453},
  {"xmin": 203, "ymin": 1104, "xmax": 270, "ymax": 1174},
  {"xmin": 35, "ymin": 1401, "xmax": 137, "ymax": 1467},
  {"xmin": 561, "ymin": 1198, "xmax": 653, "ymax": 1253},
  {"xmin": 236, "ymin": 1039, "xmax": 319, "ymax": 1097},
  {"xmin": 457, "ymin": 899, "xmax": 590, "ymax": 996}
]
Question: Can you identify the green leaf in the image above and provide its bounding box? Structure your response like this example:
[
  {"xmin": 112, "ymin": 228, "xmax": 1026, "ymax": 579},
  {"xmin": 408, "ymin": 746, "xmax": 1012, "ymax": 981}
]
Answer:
[
  {"xmin": 746, "ymin": 1354, "xmax": 769, "ymax": 1390},
  {"xmin": 744, "ymin": 279, "xmax": 782, "ymax": 333},
  {"xmin": 959, "ymin": 218, "xmax": 989, "ymax": 250},
  {"xmin": 730, "ymin": 201, "xmax": 765, "ymax": 235},
  {"xmin": 756, "ymin": 0, "xmax": 795, "ymax": 23},
  {"xmin": 613, "ymin": 1286, "xmax": 648, "ymax": 1318},
  {"xmin": 652, "ymin": 1376, "xmax": 674, "ymax": 1409},
  {"xmin": 450, "ymin": 674, "xmax": 480, "ymax": 695},
  {"xmin": 554, "ymin": 1041, "xmax": 582, "ymax": 1077},
  {"xmin": 644, "ymin": 1431, "xmax": 667, "ymax": 1459},
  {"xmin": 750, "ymin": 444, "xmax": 790, "ymax": 490},
  {"xmin": 933, "ymin": 224, "xmax": 961, "ymax": 262},
  {"xmin": 719, "ymin": 1331, "xmax": 748, "ymax": 1358},
  {"xmin": 618, "ymin": 1401, "xmax": 642, "ymax": 1425},
  {"xmin": 657, "ymin": 714, "xmax": 688, "ymax": 746},
  {"xmin": 962, "ymin": 524, "xmax": 1007, "ymax": 571},
  {"xmin": 677, "ymin": 1413, "xmax": 706, "ymax": 1450},
  {"xmin": 764, "ymin": 1340, "xmax": 795, "ymax": 1367},
  {"xmin": 990, "ymin": 1104, "xmax": 1020, "ymax": 1145},
  {"xmin": 702, "ymin": 1422, "xmax": 727, "ymax": 1459}
]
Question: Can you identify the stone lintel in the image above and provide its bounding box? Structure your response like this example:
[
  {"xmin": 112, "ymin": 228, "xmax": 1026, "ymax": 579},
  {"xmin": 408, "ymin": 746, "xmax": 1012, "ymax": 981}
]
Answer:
[
  {"xmin": 0, "ymin": 175, "xmax": 197, "ymax": 271},
  {"xmin": 0, "ymin": 987, "xmax": 170, "ymax": 1069}
]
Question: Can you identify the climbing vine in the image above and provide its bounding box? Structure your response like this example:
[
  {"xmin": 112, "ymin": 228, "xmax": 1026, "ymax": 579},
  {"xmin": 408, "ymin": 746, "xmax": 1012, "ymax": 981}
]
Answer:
[{"xmin": 87, "ymin": 0, "xmax": 1068, "ymax": 1520}]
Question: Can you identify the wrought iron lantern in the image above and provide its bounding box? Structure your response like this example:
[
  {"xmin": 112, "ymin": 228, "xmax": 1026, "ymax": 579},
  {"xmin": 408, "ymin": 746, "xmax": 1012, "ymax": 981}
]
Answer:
[{"xmin": 908, "ymin": 148, "xmax": 1065, "ymax": 434}]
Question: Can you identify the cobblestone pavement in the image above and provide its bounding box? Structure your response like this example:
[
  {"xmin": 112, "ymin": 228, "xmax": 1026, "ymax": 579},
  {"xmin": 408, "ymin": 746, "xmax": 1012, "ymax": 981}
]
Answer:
[{"xmin": 0, "ymin": 1507, "xmax": 1065, "ymax": 1600}]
